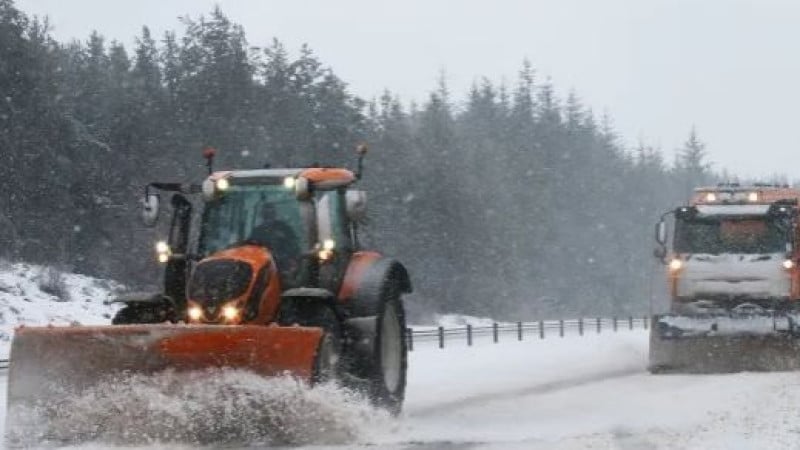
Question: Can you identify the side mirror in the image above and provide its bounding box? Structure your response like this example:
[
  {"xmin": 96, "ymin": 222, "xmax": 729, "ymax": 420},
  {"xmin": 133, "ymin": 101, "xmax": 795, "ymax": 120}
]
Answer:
[
  {"xmin": 142, "ymin": 193, "xmax": 160, "ymax": 227},
  {"xmin": 653, "ymin": 246, "xmax": 667, "ymax": 261},
  {"xmin": 786, "ymin": 242, "xmax": 793, "ymax": 258},
  {"xmin": 655, "ymin": 220, "xmax": 667, "ymax": 245},
  {"xmin": 345, "ymin": 190, "xmax": 367, "ymax": 222}
]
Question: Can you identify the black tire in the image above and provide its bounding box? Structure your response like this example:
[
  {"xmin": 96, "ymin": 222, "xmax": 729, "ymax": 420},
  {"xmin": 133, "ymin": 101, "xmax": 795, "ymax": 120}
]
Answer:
[
  {"xmin": 368, "ymin": 284, "xmax": 407, "ymax": 415},
  {"xmin": 111, "ymin": 304, "xmax": 170, "ymax": 324},
  {"xmin": 278, "ymin": 300, "xmax": 343, "ymax": 384}
]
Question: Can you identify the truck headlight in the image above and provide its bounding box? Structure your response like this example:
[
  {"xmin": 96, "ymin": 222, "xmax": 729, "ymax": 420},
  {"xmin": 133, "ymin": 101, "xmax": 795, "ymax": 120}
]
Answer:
[
  {"xmin": 669, "ymin": 259, "xmax": 683, "ymax": 272},
  {"xmin": 783, "ymin": 259, "xmax": 795, "ymax": 270}
]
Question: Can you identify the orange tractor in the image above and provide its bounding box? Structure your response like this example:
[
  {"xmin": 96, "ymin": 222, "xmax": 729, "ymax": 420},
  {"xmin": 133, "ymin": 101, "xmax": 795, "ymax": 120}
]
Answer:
[{"xmin": 7, "ymin": 146, "xmax": 412, "ymax": 423}]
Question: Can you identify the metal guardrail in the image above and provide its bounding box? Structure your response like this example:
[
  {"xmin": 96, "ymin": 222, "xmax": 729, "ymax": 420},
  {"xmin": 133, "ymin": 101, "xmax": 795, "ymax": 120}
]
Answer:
[{"xmin": 406, "ymin": 316, "xmax": 650, "ymax": 351}]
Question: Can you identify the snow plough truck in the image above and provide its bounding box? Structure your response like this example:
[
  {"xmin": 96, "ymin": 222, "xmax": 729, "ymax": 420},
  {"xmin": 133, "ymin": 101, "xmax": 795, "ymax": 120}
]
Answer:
[
  {"xmin": 6, "ymin": 145, "xmax": 411, "ymax": 426},
  {"xmin": 651, "ymin": 183, "xmax": 800, "ymax": 372}
]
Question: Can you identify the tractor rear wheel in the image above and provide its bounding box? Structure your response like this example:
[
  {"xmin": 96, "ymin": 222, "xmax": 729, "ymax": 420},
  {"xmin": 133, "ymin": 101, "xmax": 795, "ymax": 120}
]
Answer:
[{"xmin": 368, "ymin": 285, "xmax": 407, "ymax": 415}]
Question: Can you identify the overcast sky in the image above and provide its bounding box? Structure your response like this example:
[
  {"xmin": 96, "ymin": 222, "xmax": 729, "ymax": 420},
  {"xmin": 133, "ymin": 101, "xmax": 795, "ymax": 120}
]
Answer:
[{"xmin": 14, "ymin": 0, "xmax": 800, "ymax": 178}]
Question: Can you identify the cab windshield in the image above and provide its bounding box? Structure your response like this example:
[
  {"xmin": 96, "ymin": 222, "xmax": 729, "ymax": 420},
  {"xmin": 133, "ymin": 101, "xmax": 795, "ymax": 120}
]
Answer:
[
  {"xmin": 198, "ymin": 184, "xmax": 307, "ymax": 256},
  {"xmin": 674, "ymin": 216, "xmax": 787, "ymax": 255}
]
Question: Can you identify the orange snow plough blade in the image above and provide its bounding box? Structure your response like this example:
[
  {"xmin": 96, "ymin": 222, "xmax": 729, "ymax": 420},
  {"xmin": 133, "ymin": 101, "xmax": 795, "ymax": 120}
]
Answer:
[{"xmin": 6, "ymin": 324, "xmax": 323, "ymax": 411}]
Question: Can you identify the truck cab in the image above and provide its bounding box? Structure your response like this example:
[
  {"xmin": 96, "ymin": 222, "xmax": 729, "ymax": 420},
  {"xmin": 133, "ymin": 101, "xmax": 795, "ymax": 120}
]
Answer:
[{"xmin": 655, "ymin": 184, "xmax": 800, "ymax": 314}]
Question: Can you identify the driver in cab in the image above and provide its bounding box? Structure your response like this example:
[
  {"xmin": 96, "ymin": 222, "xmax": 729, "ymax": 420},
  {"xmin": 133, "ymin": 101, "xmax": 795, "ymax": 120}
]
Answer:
[{"xmin": 248, "ymin": 204, "xmax": 301, "ymax": 283}]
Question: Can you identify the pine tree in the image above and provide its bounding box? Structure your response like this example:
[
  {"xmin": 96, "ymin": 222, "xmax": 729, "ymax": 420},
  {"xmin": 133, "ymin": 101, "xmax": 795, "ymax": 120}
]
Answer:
[{"xmin": 675, "ymin": 126, "xmax": 711, "ymax": 199}]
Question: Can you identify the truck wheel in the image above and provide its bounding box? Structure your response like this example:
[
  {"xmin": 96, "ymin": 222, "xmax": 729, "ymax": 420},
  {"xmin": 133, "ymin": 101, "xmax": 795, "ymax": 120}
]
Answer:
[{"xmin": 369, "ymin": 285, "xmax": 407, "ymax": 414}]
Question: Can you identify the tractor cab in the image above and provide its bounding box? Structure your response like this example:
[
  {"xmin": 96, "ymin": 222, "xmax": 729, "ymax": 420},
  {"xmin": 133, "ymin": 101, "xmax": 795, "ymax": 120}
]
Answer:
[
  {"xmin": 178, "ymin": 167, "xmax": 366, "ymax": 324},
  {"xmin": 130, "ymin": 147, "xmax": 369, "ymax": 325}
]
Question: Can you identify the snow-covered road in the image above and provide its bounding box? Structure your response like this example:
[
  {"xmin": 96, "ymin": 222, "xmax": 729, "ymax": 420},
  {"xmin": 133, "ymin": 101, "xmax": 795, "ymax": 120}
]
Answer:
[
  {"xmin": 3, "ymin": 331, "xmax": 800, "ymax": 449},
  {"xmin": 380, "ymin": 332, "xmax": 800, "ymax": 449}
]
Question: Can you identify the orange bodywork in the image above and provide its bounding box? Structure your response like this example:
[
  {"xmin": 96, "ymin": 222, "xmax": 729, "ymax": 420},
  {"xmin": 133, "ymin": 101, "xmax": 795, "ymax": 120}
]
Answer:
[
  {"xmin": 187, "ymin": 245, "xmax": 282, "ymax": 325},
  {"xmin": 300, "ymin": 167, "xmax": 355, "ymax": 189},
  {"xmin": 692, "ymin": 187, "xmax": 800, "ymax": 205},
  {"xmin": 338, "ymin": 251, "xmax": 381, "ymax": 301}
]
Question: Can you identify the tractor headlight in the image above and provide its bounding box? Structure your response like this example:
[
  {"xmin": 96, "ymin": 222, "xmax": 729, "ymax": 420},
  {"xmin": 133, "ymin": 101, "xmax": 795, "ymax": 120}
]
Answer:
[
  {"xmin": 283, "ymin": 176, "xmax": 296, "ymax": 189},
  {"xmin": 155, "ymin": 241, "xmax": 169, "ymax": 253},
  {"xmin": 222, "ymin": 305, "xmax": 240, "ymax": 320},
  {"xmin": 188, "ymin": 306, "xmax": 203, "ymax": 321},
  {"xmin": 783, "ymin": 259, "xmax": 795, "ymax": 270},
  {"xmin": 155, "ymin": 240, "xmax": 171, "ymax": 263},
  {"xmin": 318, "ymin": 249, "xmax": 334, "ymax": 262},
  {"xmin": 669, "ymin": 258, "xmax": 683, "ymax": 272},
  {"xmin": 317, "ymin": 239, "xmax": 336, "ymax": 262},
  {"xmin": 216, "ymin": 178, "xmax": 230, "ymax": 191}
]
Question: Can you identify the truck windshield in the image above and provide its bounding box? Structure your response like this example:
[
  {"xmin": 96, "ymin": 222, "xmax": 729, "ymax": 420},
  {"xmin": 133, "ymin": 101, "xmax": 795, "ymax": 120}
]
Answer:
[
  {"xmin": 674, "ymin": 216, "xmax": 786, "ymax": 255},
  {"xmin": 198, "ymin": 184, "xmax": 307, "ymax": 257}
]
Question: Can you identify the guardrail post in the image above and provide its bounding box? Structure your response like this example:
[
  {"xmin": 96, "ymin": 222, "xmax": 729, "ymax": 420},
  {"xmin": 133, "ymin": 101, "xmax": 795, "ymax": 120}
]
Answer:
[
  {"xmin": 493, "ymin": 322, "xmax": 499, "ymax": 343},
  {"xmin": 539, "ymin": 320, "xmax": 545, "ymax": 339},
  {"xmin": 596, "ymin": 317, "xmax": 601, "ymax": 334},
  {"xmin": 406, "ymin": 327, "xmax": 414, "ymax": 351},
  {"xmin": 467, "ymin": 324, "xmax": 473, "ymax": 346},
  {"xmin": 643, "ymin": 315, "xmax": 649, "ymax": 330},
  {"xmin": 517, "ymin": 321, "xmax": 523, "ymax": 341},
  {"xmin": 578, "ymin": 318, "xmax": 584, "ymax": 336},
  {"xmin": 629, "ymin": 316, "xmax": 634, "ymax": 330},
  {"xmin": 559, "ymin": 319, "xmax": 564, "ymax": 337},
  {"xmin": 613, "ymin": 316, "xmax": 618, "ymax": 332},
  {"xmin": 438, "ymin": 326, "xmax": 445, "ymax": 349}
]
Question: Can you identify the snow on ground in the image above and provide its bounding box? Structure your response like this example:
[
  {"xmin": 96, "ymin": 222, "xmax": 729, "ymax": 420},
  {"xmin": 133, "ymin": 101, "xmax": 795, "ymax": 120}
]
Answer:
[
  {"xmin": 6, "ymin": 327, "xmax": 800, "ymax": 449},
  {"xmin": 380, "ymin": 334, "xmax": 800, "ymax": 449},
  {"xmin": 0, "ymin": 261, "xmax": 121, "ymax": 358}
]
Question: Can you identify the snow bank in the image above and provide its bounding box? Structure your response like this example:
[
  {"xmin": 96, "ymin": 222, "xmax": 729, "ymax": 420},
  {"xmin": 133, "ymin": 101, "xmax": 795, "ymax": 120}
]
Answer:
[
  {"xmin": 0, "ymin": 261, "xmax": 122, "ymax": 358},
  {"xmin": 433, "ymin": 313, "xmax": 501, "ymax": 329}
]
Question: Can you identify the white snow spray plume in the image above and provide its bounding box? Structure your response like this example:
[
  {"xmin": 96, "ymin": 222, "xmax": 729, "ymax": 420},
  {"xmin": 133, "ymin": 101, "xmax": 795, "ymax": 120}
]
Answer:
[{"xmin": 7, "ymin": 369, "xmax": 391, "ymax": 448}]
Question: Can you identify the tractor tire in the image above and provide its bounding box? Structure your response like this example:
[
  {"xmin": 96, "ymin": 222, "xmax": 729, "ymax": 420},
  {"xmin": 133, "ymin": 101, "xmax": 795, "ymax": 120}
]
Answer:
[
  {"xmin": 278, "ymin": 301, "xmax": 342, "ymax": 384},
  {"xmin": 111, "ymin": 304, "xmax": 170, "ymax": 324},
  {"xmin": 368, "ymin": 284, "xmax": 407, "ymax": 415}
]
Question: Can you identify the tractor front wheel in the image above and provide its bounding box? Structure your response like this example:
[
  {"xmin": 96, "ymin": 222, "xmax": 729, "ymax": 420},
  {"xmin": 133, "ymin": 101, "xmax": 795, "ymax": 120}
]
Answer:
[
  {"xmin": 279, "ymin": 301, "xmax": 342, "ymax": 383},
  {"xmin": 111, "ymin": 304, "xmax": 171, "ymax": 324}
]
